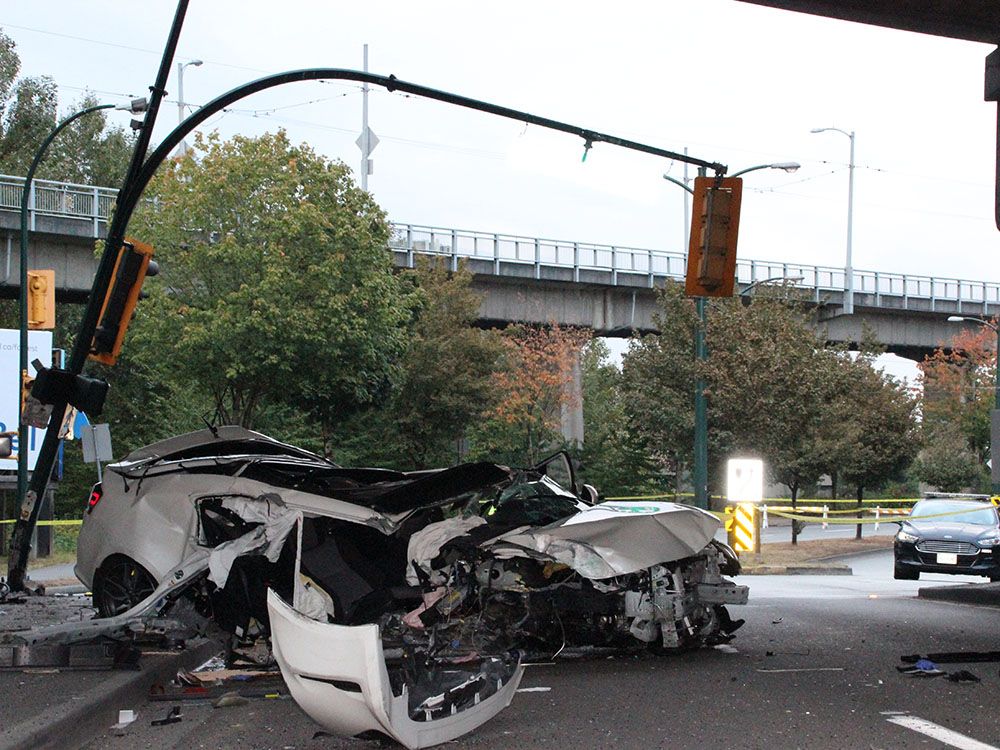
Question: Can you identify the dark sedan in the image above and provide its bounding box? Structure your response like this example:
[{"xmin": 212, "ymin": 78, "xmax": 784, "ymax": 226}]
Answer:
[{"xmin": 893, "ymin": 499, "xmax": 1000, "ymax": 581}]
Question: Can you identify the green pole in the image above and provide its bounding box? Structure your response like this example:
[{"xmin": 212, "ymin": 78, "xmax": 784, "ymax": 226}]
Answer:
[
  {"xmin": 694, "ymin": 296, "xmax": 708, "ymax": 509},
  {"xmin": 16, "ymin": 104, "xmax": 113, "ymax": 566}
]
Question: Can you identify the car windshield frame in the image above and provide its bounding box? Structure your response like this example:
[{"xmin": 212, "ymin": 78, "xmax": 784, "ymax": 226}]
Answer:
[{"xmin": 908, "ymin": 501, "xmax": 999, "ymax": 527}]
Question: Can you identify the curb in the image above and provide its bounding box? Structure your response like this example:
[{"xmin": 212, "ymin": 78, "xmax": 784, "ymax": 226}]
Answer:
[
  {"xmin": 2, "ymin": 636, "xmax": 223, "ymax": 750},
  {"xmin": 740, "ymin": 563, "xmax": 853, "ymax": 576},
  {"xmin": 918, "ymin": 583, "xmax": 1000, "ymax": 608}
]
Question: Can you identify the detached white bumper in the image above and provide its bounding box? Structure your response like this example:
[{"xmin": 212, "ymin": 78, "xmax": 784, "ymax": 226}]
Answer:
[{"xmin": 266, "ymin": 590, "xmax": 524, "ymax": 749}]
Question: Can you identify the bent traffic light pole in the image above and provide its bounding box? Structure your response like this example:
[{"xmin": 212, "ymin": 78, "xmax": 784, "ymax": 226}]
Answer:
[
  {"xmin": 7, "ymin": 12, "xmax": 728, "ymax": 590},
  {"xmin": 5, "ymin": 0, "xmax": 191, "ymax": 592}
]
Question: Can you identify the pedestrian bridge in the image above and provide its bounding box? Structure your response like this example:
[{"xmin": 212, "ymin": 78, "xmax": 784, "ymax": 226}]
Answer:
[{"xmin": 1, "ymin": 174, "xmax": 994, "ymax": 359}]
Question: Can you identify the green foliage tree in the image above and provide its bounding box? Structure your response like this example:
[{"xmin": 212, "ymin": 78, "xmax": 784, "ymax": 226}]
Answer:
[
  {"xmin": 0, "ymin": 29, "xmax": 133, "ymax": 185},
  {"xmin": 703, "ymin": 292, "xmax": 836, "ymax": 526},
  {"xmin": 829, "ymin": 352, "xmax": 920, "ymax": 537},
  {"xmin": 915, "ymin": 421, "xmax": 987, "ymax": 492},
  {"xmin": 341, "ymin": 258, "xmax": 505, "ymax": 469},
  {"xmin": 127, "ymin": 130, "xmax": 415, "ymax": 440},
  {"xmin": 578, "ymin": 338, "xmax": 662, "ymax": 495},
  {"xmin": 620, "ymin": 283, "xmax": 699, "ymax": 490}
]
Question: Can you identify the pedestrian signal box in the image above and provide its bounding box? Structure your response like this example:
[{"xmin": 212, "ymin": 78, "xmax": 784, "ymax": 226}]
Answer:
[
  {"xmin": 27, "ymin": 269, "xmax": 55, "ymax": 330},
  {"xmin": 684, "ymin": 176, "xmax": 743, "ymax": 298}
]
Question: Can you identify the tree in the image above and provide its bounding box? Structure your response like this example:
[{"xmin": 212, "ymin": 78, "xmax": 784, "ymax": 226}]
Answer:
[
  {"xmin": 830, "ymin": 352, "xmax": 920, "ymax": 537},
  {"xmin": 366, "ymin": 258, "xmax": 505, "ymax": 469},
  {"xmin": 920, "ymin": 322, "xmax": 996, "ymax": 467},
  {"xmin": 577, "ymin": 339, "xmax": 662, "ymax": 495},
  {"xmin": 702, "ymin": 292, "xmax": 837, "ymax": 531},
  {"xmin": 0, "ymin": 29, "xmax": 134, "ymax": 185},
  {"xmin": 127, "ymin": 130, "xmax": 416, "ymax": 438},
  {"xmin": 0, "ymin": 29, "xmax": 56, "ymax": 175},
  {"xmin": 915, "ymin": 421, "xmax": 986, "ymax": 492},
  {"xmin": 620, "ymin": 283, "xmax": 699, "ymax": 489},
  {"xmin": 468, "ymin": 324, "xmax": 591, "ymax": 466}
]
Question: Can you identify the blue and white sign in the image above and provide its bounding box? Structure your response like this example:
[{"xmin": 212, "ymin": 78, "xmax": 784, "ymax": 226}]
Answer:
[{"xmin": 0, "ymin": 328, "xmax": 53, "ymax": 471}]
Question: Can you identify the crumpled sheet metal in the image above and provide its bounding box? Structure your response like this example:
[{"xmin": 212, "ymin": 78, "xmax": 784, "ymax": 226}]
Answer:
[
  {"xmin": 406, "ymin": 516, "xmax": 487, "ymax": 585},
  {"xmin": 487, "ymin": 501, "xmax": 721, "ymax": 579},
  {"xmin": 208, "ymin": 496, "xmax": 299, "ymax": 588},
  {"xmin": 267, "ymin": 590, "xmax": 524, "ymax": 750}
]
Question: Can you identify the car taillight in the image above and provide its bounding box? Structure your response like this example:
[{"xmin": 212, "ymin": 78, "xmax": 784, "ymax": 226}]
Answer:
[{"xmin": 86, "ymin": 485, "xmax": 103, "ymax": 513}]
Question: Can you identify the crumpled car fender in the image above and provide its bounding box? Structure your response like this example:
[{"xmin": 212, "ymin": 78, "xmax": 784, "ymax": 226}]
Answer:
[{"xmin": 267, "ymin": 589, "xmax": 524, "ymax": 750}]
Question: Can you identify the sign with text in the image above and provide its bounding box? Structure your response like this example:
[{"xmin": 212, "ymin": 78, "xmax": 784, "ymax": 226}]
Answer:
[{"xmin": 0, "ymin": 328, "xmax": 53, "ymax": 471}]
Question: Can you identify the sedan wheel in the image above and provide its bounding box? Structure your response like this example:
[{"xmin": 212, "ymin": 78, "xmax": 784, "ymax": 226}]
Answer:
[
  {"xmin": 893, "ymin": 564, "xmax": 919, "ymax": 581},
  {"xmin": 93, "ymin": 555, "xmax": 157, "ymax": 617}
]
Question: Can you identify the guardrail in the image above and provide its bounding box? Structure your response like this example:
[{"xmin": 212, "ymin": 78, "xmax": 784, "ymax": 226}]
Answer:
[{"xmin": 3, "ymin": 174, "xmax": 1000, "ymax": 313}]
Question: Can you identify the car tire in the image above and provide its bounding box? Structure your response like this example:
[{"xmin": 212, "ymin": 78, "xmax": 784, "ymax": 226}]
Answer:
[
  {"xmin": 893, "ymin": 564, "xmax": 919, "ymax": 580},
  {"xmin": 93, "ymin": 555, "xmax": 158, "ymax": 618}
]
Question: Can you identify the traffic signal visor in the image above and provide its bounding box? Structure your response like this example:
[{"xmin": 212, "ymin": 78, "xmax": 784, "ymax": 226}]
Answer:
[{"xmin": 684, "ymin": 176, "xmax": 743, "ymax": 298}]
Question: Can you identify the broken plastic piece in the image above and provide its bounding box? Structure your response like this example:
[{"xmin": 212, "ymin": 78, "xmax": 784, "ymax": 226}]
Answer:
[
  {"xmin": 151, "ymin": 705, "xmax": 183, "ymax": 726},
  {"xmin": 946, "ymin": 669, "xmax": 981, "ymax": 683}
]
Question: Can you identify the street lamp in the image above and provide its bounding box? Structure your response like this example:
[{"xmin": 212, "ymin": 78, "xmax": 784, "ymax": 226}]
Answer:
[
  {"xmin": 947, "ymin": 315, "xmax": 1000, "ymax": 494},
  {"xmin": 811, "ymin": 127, "xmax": 856, "ymax": 315},
  {"xmin": 663, "ymin": 162, "xmax": 799, "ymax": 510},
  {"xmin": 175, "ymin": 59, "xmax": 203, "ymax": 155}
]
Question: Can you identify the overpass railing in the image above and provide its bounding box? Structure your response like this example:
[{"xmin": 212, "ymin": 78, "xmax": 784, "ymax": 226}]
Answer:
[{"xmin": 2, "ymin": 174, "xmax": 999, "ymax": 313}]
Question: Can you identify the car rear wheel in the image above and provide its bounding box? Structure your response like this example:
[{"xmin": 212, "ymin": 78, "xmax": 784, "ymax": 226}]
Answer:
[
  {"xmin": 894, "ymin": 564, "xmax": 919, "ymax": 580},
  {"xmin": 93, "ymin": 555, "xmax": 158, "ymax": 617}
]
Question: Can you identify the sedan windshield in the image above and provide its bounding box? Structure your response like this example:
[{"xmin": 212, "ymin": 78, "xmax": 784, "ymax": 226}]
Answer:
[{"xmin": 909, "ymin": 501, "xmax": 998, "ymax": 526}]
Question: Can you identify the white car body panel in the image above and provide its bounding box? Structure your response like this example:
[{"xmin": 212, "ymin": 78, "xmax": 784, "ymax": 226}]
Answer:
[
  {"xmin": 267, "ymin": 590, "xmax": 524, "ymax": 750},
  {"xmin": 487, "ymin": 501, "xmax": 721, "ymax": 579}
]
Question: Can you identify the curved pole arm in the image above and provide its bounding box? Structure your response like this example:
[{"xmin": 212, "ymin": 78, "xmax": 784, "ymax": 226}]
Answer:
[{"xmin": 662, "ymin": 173, "xmax": 695, "ymax": 195}]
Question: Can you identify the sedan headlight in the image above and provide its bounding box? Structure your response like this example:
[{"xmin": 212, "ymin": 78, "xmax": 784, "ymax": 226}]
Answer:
[
  {"xmin": 896, "ymin": 529, "xmax": 919, "ymax": 543},
  {"xmin": 978, "ymin": 533, "xmax": 1000, "ymax": 548}
]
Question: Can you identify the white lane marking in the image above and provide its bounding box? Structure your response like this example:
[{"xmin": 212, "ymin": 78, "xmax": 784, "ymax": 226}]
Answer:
[
  {"xmin": 516, "ymin": 687, "xmax": 551, "ymax": 693},
  {"xmin": 756, "ymin": 667, "xmax": 844, "ymax": 673},
  {"xmin": 885, "ymin": 714, "xmax": 999, "ymax": 750}
]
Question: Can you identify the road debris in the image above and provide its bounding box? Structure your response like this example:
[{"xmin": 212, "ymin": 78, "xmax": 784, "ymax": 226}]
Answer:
[
  {"xmin": 945, "ymin": 669, "xmax": 981, "ymax": 683},
  {"xmin": 151, "ymin": 705, "xmax": 183, "ymax": 726},
  {"xmin": 111, "ymin": 708, "xmax": 138, "ymax": 736},
  {"xmin": 896, "ymin": 659, "xmax": 944, "ymax": 677},
  {"xmin": 213, "ymin": 691, "xmax": 250, "ymax": 708}
]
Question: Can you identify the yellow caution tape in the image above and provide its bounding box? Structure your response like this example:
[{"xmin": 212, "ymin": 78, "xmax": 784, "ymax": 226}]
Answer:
[
  {"xmin": 0, "ymin": 519, "xmax": 82, "ymax": 526},
  {"xmin": 765, "ymin": 506, "xmax": 914, "ymax": 516},
  {"xmin": 769, "ymin": 503, "xmax": 995, "ymax": 525}
]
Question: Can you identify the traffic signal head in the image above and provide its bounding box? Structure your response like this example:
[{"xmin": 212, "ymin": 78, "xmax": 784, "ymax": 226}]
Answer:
[
  {"xmin": 29, "ymin": 360, "xmax": 109, "ymax": 418},
  {"xmin": 684, "ymin": 176, "xmax": 743, "ymax": 298},
  {"xmin": 27, "ymin": 269, "xmax": 55, "ymax": 330},
  {"xmin": 89, "ymin": 238, "xmax": 158, "ymax": 366}
]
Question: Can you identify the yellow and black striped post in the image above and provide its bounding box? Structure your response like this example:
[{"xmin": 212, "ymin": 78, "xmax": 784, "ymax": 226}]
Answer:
[{"xmin": 729, "ymin": 502, "xmax": 758, "ymax": 555}]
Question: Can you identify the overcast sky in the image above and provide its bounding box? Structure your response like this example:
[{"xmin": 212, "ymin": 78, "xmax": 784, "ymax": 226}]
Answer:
[{"xmin": 3, "ymin": 1, "xmax": 997, "ymax": 380}]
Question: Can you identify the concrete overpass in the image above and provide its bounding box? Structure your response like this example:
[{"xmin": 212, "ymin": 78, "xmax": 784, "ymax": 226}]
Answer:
[{"xmin": 2, "ymin": 175, "xmax": 998, "ymax": 361}]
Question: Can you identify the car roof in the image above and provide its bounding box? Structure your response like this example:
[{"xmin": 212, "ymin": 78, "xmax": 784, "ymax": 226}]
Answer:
[{"xmin": 111, "ymin": 426, "xmax": 331, "ymax": 470}]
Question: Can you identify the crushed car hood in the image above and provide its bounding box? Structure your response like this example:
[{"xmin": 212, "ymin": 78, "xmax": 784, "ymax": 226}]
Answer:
[{"xmin": 487, "ymin": 501, "xmax": 722, "ymax": 579}]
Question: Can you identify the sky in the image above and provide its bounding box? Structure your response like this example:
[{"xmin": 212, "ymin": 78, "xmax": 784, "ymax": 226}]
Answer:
[{"xmin": 2, "ymin": 1, "xmax": 997, "ymax": 382}]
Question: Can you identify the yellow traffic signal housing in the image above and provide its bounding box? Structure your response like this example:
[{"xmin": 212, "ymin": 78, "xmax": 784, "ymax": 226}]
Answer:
[
  {"xmin": 684, "ymin": 176, "xmax": 743, "ymax": 298},
  {"xmin": 89, "ymin": 238, "xmax": 158, "ymax": 366},
  {"xmin": 27, "ymin": 269, "xmax": 55, "ymax": 330}
]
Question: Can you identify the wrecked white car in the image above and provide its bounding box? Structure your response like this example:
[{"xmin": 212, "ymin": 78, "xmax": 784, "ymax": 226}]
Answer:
[{"xmin": 73, "ymin": 427, "xmax": 748, "ymax": 748}]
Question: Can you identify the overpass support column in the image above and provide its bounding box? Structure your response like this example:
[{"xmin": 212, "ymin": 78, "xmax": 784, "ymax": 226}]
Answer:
[{"xmin": 560, "ymin": 348, "xmax": 584, "ymax": 446}]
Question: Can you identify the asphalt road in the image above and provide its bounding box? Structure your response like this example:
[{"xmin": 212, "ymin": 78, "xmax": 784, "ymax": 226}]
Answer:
[{"xmin": 69, "ymin": 548, "xmax": 1000, "ymax": 750}]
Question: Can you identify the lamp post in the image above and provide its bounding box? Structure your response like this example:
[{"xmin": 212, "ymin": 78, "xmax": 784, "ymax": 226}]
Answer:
[
  {"xmin": 12, "ymin": 99, "xmax": 146, "ymax": 589},
  {"xmin": 175, "ymin": 59, "xmax": 202, "ymax": 155},
  {"xmin": 663, "ymin": 162, "xmax": 800, "ymax": 509},
  {"xmin": 947, "ymin": 315, "xmax": 1000, "ymax": 494},
  {"xmin": 811, "ymin": 127, "xmax": 855, "ymax": 315}
]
